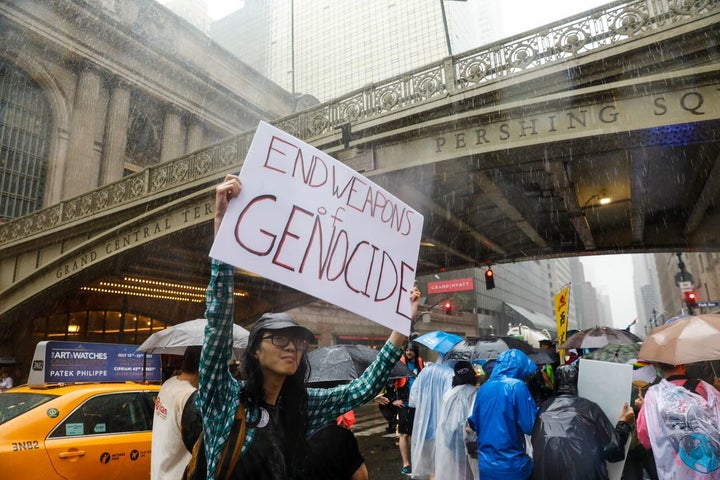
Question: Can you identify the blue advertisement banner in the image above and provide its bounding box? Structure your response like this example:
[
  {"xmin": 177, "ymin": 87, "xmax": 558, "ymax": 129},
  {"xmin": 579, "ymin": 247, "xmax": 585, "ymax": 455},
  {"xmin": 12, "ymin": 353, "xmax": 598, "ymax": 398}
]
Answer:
[{"xmin": 42, "ymin": 341, "xmax": 162, "ymax": 383}]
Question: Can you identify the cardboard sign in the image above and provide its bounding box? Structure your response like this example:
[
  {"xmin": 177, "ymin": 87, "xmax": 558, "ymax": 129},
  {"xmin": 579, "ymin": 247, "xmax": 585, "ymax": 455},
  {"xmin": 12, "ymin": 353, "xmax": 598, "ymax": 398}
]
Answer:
[
  {"xmin": 578, "ymin": 359, "xmax": 633, "ymax": 480},
  {"xmin": 210, "ymin": 121, "xmax": 424, "ymax": 334}
]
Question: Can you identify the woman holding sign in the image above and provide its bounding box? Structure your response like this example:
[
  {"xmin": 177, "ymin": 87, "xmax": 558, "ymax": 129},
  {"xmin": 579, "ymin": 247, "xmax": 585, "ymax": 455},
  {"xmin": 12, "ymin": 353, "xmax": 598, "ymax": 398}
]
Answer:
[{"xmin": 188, "ymin": 175, "xmax": 420, "ymax": 480}]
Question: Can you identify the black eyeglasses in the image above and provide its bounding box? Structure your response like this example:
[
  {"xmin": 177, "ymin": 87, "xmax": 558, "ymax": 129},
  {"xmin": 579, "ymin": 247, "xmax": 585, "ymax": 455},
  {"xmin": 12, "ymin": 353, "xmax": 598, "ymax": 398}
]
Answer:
[{"xmin": 261, "ymin": 333, "xmax": 309, "ymax": 351}]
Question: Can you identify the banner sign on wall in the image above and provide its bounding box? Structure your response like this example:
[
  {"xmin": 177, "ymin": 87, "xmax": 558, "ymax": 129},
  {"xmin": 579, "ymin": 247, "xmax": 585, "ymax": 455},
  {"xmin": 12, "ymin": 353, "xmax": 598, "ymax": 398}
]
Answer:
[
  {"xmin": 427, "ymin": 278, "xmax": 474, "ymax": 294},
  {"xmin": 28, "ymin": 341, "xmax": 162, "ymax": 385},
  {"xmin": 210, "ymin": 121, "xmax": 424, "ymax": 334}
]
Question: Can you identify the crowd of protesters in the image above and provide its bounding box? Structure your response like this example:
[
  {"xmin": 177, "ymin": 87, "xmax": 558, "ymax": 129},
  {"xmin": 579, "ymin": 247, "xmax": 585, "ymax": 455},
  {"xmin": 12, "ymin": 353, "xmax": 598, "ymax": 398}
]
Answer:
[{"xmin": 144, "ymin": 175, "xmax": 720, "ymax": 480}]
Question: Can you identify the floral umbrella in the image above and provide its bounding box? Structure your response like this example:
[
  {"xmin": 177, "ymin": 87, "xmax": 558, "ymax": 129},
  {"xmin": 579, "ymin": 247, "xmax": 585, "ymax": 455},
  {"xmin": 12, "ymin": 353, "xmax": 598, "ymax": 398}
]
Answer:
[{"xmin": 583, "ymin": 343, "xmax": 641, "ymax": 364}]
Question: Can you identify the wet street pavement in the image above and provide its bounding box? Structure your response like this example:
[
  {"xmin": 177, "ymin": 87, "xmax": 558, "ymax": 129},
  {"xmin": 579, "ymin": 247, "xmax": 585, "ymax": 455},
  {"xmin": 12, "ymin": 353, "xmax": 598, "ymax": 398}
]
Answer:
[{"xmin": 353, "ymin": 403, "xmax": 418, "ymax": 480}]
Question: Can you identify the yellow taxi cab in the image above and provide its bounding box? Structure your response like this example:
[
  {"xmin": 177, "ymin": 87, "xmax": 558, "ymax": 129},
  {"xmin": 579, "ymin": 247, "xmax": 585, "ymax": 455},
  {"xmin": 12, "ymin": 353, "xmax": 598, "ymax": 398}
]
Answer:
[{"xmin": 0, "ymin": 341, "xmax": 162, "ymax": 480}]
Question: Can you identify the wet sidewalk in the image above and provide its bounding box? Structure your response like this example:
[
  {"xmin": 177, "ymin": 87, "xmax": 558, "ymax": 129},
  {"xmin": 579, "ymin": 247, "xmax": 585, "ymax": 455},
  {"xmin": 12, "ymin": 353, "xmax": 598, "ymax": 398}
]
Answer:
[{"xmin": 354, "ymin": 403, "xmax": 424, "ymax": 480}]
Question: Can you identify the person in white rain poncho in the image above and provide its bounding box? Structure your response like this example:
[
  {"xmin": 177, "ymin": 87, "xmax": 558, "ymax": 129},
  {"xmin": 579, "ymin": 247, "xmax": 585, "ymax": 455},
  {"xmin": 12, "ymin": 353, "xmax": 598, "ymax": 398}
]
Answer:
[
  {"xmin": 636, "ymin": 362, "xmax": 720, "ymax": 479},
  {"xmin": 435, "ymin": 361, "xmax": 479, "ymax": 480},
  {"xmin": 408, "ymin": 362, "xmax": 454, "ymax": 478}
]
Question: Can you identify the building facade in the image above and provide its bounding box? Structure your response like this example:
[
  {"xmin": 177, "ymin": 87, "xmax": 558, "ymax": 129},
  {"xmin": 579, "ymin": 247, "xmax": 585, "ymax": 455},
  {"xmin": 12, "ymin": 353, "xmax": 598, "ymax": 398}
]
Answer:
[
  {"xmin": 0, "ymin": 0, "xmax": 293, "ymax": 222},
  {"xmin": 0, "ymin": 0, "xmax": 295, "ymax": 373},
  {"xmin": 655, "ymin": 252, "xmax": 720, "ymax": 322},
  {"xmin": 632, "ymin": 253, "xmax": 663, "ymax": 336}
]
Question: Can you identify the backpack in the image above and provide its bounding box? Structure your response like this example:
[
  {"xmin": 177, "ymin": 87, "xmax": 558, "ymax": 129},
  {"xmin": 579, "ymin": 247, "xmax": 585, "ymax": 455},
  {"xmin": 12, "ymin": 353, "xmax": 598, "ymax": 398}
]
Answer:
[{"xmin": 182, "ymin": 401, "xmax": 247, "ymax": 480}]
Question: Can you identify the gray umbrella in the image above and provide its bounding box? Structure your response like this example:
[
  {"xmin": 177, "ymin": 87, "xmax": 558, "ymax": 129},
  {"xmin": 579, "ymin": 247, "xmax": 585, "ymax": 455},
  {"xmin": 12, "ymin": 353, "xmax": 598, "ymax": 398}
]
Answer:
[
  {"xmin": 559, "ymin": 326, "xmax": 640, "ymax": 350},
  {"xmin": 136, "ymin": 318, "xmax": 249, "ymax": 359},
  {"xmin": 306, "ymin": 344, "xmax": 413, "ymax": 387},
  {"xmin": 443, "ymin": 335, "xmax": 534, "ymax": 362},
  {"xmin": 528, "ymin": 348, "xmax": 560, "ymax": 365}
]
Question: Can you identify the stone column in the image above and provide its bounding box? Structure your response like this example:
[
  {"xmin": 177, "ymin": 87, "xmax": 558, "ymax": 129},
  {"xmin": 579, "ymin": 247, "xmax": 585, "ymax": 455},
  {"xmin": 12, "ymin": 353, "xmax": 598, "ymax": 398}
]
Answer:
[
  {"xmin": 185, "ymin": 120, "xmax": 205, "ymax": 153},
  {"xmin": 160, "ymin": 107, "xmax": 185, "ymax": 162},
  {"xmin": 99, "ymin": 78, "xmax": 131, "ymax": 185},
  {"xmin": 63, "ymin": 66, "xmax": 103, "ymax": 198},
  {"xmin": 44, "ymin": 129, "xmax": 70, "ymax": 206}
]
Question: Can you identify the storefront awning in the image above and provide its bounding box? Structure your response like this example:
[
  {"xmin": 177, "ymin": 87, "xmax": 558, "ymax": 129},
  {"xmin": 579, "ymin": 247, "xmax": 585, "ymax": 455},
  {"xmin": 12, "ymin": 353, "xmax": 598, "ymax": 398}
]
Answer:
[{"xmin": 505, "ymin": 303, "xmax": 556, "ymax": 331}]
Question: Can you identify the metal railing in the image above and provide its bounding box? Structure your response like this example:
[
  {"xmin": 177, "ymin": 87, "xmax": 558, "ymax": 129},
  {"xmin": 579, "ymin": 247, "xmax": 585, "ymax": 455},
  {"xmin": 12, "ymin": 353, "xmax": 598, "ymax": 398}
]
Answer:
[{"xmin": 1, "ymin": 0, "xmax": 716, "ymax": 246}]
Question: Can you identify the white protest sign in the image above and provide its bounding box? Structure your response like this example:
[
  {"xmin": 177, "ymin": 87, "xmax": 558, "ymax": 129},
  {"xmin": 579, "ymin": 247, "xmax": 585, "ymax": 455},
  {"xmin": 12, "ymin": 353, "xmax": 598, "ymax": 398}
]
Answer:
[
  {"xmin": 210, "ymin": 121, "xmax": 424, "ymax": 334},
  {"xmin": 578, "ymin": 359, "xmax": 633, "ymax": 480}
]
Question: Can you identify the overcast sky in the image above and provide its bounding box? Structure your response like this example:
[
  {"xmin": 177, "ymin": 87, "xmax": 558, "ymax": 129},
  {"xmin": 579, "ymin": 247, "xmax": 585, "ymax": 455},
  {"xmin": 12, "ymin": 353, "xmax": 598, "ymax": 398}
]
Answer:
[{"xmin": 580, "ymin": 255, "xmax": 638, "ymax": 329}]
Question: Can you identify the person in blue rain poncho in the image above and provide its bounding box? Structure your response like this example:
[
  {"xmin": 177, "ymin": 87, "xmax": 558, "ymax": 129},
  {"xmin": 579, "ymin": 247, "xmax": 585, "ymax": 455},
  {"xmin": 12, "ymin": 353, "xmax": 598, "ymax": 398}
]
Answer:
[{"xmin": 467, "ymin": 349, "xmax": 538, "ymax": 480}]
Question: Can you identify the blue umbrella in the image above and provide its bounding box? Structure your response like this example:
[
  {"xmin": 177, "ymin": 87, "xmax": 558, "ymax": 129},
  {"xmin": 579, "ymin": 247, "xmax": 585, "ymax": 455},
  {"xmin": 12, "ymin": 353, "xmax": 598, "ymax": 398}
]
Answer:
[{"xmin": 413, "ymin": 331, "xmax": 463, "ymax": 355}]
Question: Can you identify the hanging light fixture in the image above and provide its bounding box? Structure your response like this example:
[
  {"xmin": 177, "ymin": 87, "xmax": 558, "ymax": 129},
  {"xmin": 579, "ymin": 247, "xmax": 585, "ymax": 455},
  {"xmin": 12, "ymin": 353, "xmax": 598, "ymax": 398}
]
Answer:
[{"xmin": 582, "ymin": 190, "xmax": 612, "ymax": 209}]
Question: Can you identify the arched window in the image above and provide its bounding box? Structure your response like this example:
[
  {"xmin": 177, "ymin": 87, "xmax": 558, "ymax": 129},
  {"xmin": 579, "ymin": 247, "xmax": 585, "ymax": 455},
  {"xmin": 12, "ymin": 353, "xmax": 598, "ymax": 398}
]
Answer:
[{"xmin": 0, "ymin": 59, "xmax": 51, "ymax": 220}]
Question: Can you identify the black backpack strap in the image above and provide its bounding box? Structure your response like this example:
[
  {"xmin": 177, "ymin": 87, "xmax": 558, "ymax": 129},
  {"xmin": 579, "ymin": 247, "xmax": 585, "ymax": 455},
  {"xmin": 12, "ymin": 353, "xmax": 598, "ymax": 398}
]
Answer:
[
  {"xmin": 181, "ymin": 391, "xmax": 203, "ymax": 452},
  {"xmin": 182, "ymin": 432, "xmax": 206, "ymax": 480},
  {"xmin": 182, "ymin": 400, "xmax": 247, "ymax": 480},
  {"xmin": 684, "ymin": 378, "xmax": 701, "ymax": 394},
  {"xmin": 216, "ymin": 400, "xmax": 247, "ymax": 480}
]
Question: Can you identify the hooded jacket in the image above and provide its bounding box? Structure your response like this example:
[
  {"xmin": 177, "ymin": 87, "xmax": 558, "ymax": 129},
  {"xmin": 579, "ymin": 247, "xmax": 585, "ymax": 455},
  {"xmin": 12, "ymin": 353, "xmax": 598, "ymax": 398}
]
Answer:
[
  {"xmin": 468, "ymin": 349, "xmax": 538, "ymax": 480},
  {"xmin": 530, "ymin": 365, "xmax": 632, "ymax": 480}
]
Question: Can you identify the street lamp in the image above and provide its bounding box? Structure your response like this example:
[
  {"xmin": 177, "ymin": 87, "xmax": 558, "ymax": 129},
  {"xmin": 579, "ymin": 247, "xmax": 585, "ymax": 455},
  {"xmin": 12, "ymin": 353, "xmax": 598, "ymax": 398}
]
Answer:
[
  {"xmin": 582, "ymin": 191, "xmax": 612, "ymax": 209},
  {"xmin": 412, "ymin": 296, "xmax": 453, "ymax": 329}
]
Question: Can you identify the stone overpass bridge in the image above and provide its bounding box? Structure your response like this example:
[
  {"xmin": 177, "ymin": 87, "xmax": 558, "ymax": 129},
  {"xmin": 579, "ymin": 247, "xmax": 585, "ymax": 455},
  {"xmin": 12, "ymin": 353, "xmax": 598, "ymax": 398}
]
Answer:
[{"xmin": 1, "ymin": 0, "xmax": 719, "ymax": 328}]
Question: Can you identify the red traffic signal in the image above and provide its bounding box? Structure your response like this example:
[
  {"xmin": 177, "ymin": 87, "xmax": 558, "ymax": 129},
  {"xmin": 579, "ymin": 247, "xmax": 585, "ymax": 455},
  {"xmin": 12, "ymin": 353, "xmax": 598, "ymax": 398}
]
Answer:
[
  {"xmin": 485, "ymin": 268, "xmax": 495, "ymax": 290},
  {"xmin": 684, "ymin": 290, "xmax": 698, "ymax": 307},
  {"xmin": 443, "ymin": 301, "xmax": 453, "ymax": 314}
]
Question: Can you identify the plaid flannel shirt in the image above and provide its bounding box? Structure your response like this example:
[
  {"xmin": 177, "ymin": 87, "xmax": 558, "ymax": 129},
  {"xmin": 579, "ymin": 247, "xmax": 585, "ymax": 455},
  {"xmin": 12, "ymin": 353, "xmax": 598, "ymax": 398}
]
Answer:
[{"xmin": 197, "ymin": 259, "xmax": 403, "ymax": 478}]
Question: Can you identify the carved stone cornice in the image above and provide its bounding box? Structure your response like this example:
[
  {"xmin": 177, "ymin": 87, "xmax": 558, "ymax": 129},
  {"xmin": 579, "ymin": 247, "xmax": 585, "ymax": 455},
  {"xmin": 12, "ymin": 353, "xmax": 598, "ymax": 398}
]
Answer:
[
  {"xmin": 0, "ymin": 133, "xmax": 251, "ymax": 247},
  {"xmin": 276, "ymin": 0, "xmax": 718, "ymax": 141},
  {"xmin": 0, "ymin": 0, "xmax": 717, "ymax": 247}
]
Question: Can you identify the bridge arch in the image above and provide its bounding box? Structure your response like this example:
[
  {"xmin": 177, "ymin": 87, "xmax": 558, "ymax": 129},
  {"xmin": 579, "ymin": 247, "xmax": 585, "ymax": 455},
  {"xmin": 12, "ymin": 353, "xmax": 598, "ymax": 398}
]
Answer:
[{"xmin": 0, "ymin": 0, "xmax": 718, "ymax": 367}]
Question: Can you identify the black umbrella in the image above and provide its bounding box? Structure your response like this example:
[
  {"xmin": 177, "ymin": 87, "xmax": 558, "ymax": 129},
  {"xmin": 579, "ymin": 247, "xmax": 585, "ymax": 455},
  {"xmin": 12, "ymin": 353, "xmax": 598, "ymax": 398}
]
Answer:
[
  {"xmin": 528, "ymin": 348, "xmax": 560, "ymax": 365},
  {"xmin": 443, "ymin": 335, "xmax": 534, "ymax": 362},
  {"xmin": 306, "ymin": 344, "xmax": 413, "ymax": 387}
]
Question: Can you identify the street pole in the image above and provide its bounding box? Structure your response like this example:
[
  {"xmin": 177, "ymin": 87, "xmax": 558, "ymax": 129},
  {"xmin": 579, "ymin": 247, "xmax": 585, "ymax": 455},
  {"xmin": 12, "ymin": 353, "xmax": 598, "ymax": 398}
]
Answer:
[
  {"xmin": 439, "ymin": 0, "xmax": 452, "ymax": 56},
  {"xmin": 676, "ymin": 252, "xmax": 694, "ymax": 315}
]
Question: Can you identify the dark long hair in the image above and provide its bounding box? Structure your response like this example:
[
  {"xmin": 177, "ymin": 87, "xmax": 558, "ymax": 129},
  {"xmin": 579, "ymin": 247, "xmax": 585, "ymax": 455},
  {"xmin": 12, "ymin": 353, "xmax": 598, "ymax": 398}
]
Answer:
[{"xmin": 242, "ymin": 327, "xmax": 310, "ymax": 477}]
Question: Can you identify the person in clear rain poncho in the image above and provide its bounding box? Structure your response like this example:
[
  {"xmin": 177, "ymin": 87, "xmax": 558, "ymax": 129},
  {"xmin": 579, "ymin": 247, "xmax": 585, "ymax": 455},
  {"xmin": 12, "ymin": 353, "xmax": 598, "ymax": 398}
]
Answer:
[
  {"xmin": 435, "ymin": 361, "xmax": 479, "ymax": 480},
  {"xmin": 408, "ymin": 361, "xmax": 454, "ymax": 478}
]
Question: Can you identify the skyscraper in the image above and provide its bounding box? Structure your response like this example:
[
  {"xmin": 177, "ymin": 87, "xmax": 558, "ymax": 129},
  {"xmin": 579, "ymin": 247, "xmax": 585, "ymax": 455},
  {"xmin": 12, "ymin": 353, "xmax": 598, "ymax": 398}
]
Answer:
[
  {"xmin": 632, "ymin": 253, "xmax": 662, "ymax": 336},
  {"xmin": 210, "ymin": 0, "xmax": 498, "ymax": 102}
]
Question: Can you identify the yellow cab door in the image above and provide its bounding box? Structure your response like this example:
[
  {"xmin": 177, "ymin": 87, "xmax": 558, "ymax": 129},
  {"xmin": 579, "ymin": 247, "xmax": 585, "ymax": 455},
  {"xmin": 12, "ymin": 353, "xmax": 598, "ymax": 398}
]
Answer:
[{"xmin": 44, "ymin": 391, "xmax": 154, "ymax": 480}]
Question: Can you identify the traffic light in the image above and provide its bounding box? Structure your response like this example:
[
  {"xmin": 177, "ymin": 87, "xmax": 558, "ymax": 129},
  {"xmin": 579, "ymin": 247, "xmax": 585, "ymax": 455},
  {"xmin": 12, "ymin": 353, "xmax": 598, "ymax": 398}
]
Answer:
[
  {"xmin": 443, "ymin": 300, "xmax": 453, "ymax": 315},
  {"xmin": 485, "ymin": 268, "xmax": 495, "ymax": 290},
  {"xmin": 684, "ymin": 290, "xmax": 698, "ymax": 307}
]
